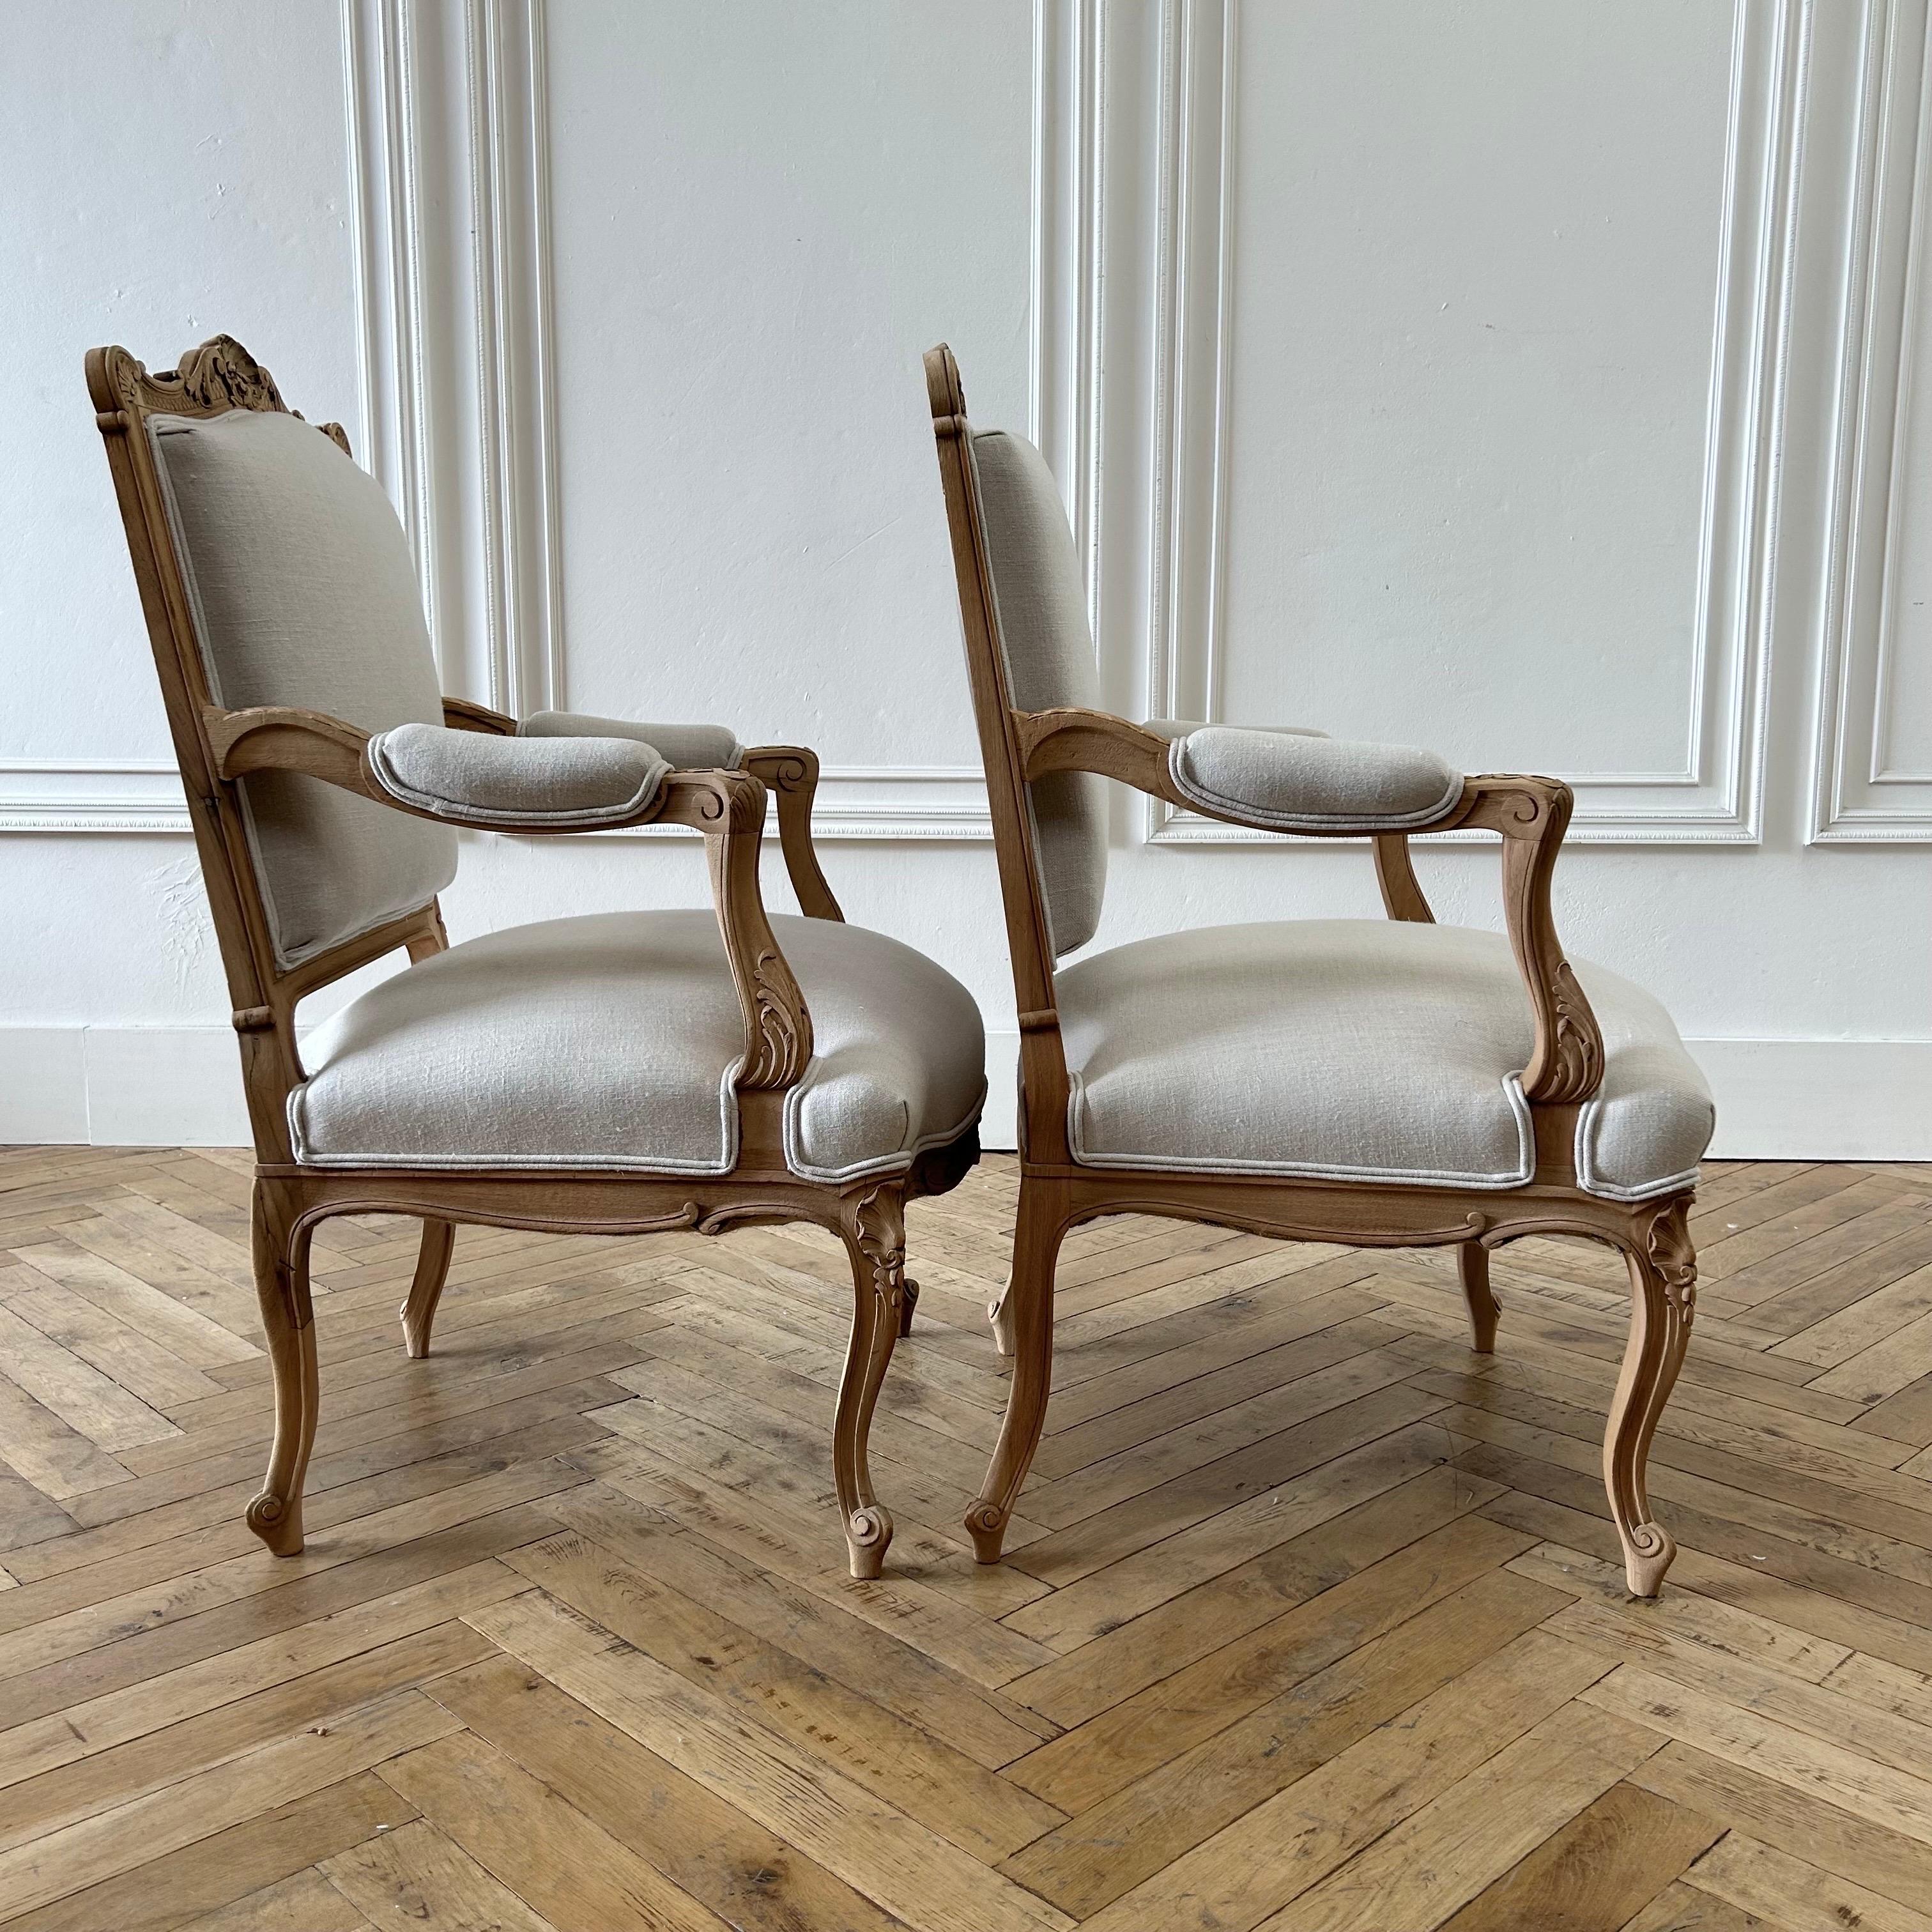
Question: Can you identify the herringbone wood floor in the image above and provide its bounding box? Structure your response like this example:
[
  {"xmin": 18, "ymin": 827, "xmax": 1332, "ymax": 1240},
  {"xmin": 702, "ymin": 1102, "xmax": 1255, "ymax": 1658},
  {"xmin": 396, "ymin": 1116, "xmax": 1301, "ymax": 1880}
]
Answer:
[{"xmin": 3, "ymin": 1152, "xmax": 1932, "ymax": 1929}]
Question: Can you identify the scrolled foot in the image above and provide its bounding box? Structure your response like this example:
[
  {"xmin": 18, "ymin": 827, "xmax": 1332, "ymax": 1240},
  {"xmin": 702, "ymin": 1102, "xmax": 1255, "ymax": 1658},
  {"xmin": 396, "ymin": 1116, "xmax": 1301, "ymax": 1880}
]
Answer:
[
  {"xmin": 965, "ymin": 1498, "xmax": 1008, "ymax": 1565},
  {"xmin": 989, "ymin": 1292, "xmax": 1015, "ymax": 1358},
  {"xmin": 246, "ymin": 1490, "xmax": 304, "ymax": 1556},
  {"xmin": 898, "ymin": 1278, "xmax": 920, "ymax": 1340},
  {"xmin": 1621, "ymin": 1520, "xmax": 1676, "ymax": 1599},
  {"xmin": 846, "ymin": 1504, "xmax": 893, "ymax": 1579}
]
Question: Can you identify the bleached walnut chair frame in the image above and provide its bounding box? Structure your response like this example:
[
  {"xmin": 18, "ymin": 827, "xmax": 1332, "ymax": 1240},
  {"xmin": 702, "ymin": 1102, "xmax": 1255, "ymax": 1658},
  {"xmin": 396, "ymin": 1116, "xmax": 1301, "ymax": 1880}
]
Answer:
[
  {"xmin": 924, "ymin": 344, "xmax": 1706, "ymax": 1598},
  {"xmin": 90, "ymin": 335, "xmax": 981, "ymax": 1579}
]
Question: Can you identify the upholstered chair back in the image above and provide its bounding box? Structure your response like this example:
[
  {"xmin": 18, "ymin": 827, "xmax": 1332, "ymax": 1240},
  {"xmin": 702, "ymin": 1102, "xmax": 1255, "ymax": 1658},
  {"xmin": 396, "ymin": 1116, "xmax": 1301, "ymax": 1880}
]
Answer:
[
  {"xmin": 148, "ymin": 408, "xmax": 457, "ymax": 968},
  {"xmin": 967, "ymin": 429, "xmax": 1107, "ymax": 958}
]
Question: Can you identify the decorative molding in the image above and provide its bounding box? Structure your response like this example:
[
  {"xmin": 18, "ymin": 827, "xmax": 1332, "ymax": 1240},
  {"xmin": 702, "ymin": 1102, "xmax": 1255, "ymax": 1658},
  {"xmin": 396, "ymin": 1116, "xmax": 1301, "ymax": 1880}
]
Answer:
[
  {"xmin": 342, "ymin": 0, "xmax": 436, "ymax": 625},
  {"xmin": 1031, "ymin": 0, "xmax": 1106, "ymax": 636},
  {"xmin": 464, "ymin": 0, "xmax": 564, "ymax": 717},
  {"xmin": 0, "ymin": 763, "xmax": 990, "ymax": 843},
  {"xmin": 1810, "ymin": 0, "xmax": 1932, "ymax": 839},
  {"xmin": 1144, "ymin": 0, "xmax": 1236, "ymax": 835},
  {"xmin": 1144, "ymin": 0, "xmax": 1804, "ymax": 845},
  {"xmin": 0, "ymin": 763, "xmax": 187, "ymax": 836},
  {"xmin": 343, "ymin": 0, "xmax": 562, "ymax": 717}
]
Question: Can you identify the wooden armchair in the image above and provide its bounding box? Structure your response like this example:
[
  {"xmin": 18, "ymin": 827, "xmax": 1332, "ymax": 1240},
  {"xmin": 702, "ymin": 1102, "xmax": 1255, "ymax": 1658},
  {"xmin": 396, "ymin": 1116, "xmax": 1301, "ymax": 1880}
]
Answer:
[
  {"xmin": 89, "ymin": 334, "xmax": 985, "ymax": 1579},
  {"xmin": 923, "ymin": 344, "xmax": 1713, "ymax": 1598}
]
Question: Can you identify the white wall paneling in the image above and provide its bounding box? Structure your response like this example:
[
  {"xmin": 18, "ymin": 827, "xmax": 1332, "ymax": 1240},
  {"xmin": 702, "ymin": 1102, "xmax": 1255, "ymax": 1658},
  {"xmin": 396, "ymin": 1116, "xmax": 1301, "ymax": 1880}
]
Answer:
[
  {"xmin": 346, "ymin": 0, "xmax": 562, "ymax": 717},
  {"xmin": 1810, "ymin": 0, "xmax": 1932, "ymax": 839},
  {"xmin": 4, "ymin": 1, "xmax": 1930, "ymax": 1156},
  {"xmin": 1142, "ymin": 0, "xmax": 1804, "ymax": 844}
]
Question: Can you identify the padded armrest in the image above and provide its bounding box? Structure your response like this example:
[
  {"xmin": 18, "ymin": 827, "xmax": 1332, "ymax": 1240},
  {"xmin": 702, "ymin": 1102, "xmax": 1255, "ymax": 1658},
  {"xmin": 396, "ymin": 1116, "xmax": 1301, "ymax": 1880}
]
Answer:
[
  {"xmin": 367, "ymin": 721, "xmax": 670, "ymax": 827},
  {"xmin": 1168, "ymin": 725, "xmax": 1462, "ymax": 831},
  {"xmin": 520, "ymin": 709, "xmax": 742, "ymax": 772}
]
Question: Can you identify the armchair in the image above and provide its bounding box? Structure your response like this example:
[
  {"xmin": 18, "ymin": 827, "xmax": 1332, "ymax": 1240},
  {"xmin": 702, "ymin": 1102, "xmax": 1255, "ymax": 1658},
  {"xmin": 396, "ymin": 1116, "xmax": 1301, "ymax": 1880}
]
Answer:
[
  {"xmin": 924, "ymin": 344, "xmax": 1712, "ymax": 1598},
  {"xmin": 90, "ymin": 334, "xmax": 984, "ymax": 1579}
]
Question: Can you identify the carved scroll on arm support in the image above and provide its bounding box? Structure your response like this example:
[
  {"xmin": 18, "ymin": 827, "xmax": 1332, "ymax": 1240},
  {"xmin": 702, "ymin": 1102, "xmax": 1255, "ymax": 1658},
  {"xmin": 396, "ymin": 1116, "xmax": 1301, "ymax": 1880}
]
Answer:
[
  {"xmin": 740, "ymin": 746, "xmax": 844, "ymax": 922},
  {"xmin": 702, "ymin": 770, "xmax": 815, "ymax": 1091},
  {"xmin": 1445, "ymin": 776, "xmax": 1604, "ymax": 1105}
]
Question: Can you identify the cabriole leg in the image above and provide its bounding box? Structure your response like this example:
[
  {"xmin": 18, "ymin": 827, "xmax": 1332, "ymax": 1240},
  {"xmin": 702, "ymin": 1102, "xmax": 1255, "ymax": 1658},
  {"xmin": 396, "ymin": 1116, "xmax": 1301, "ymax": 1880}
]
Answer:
[
  {"xmin": 1605, "ymin": 1198, "xmax": 1696, "ymax": 1598},
  {"xmin": 1459, "ymin": 1241, "xmax": 1499, "ymax": 1353},
  {"xmin": 966, "ymin": 1180, "xmax": 1064, "ymax": 1563},
  {"xmin": 898, "ymin": 1276, "xmax": 921, "ymax": 1340},
  {"xmin": 835, "ymin": 1186, "xmax": 908, "ymax": 1579},
  {"xmin": 247, "ymin": 1181, "xmax": 318, "ymax": 1556},
  {"xmin": 400, "ymin": 1216, "xmax": 456, "ymax": 1358}
]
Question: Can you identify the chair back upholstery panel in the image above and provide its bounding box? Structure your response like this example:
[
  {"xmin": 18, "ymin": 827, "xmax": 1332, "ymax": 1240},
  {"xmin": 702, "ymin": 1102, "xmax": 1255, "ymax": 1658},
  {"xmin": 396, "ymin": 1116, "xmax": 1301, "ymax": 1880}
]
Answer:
[
  {"xmin": 148, "ymin": 408, "xmax": 457, "ymax": 967},
  {"xmin": 967, "ymin": 429, "xmax": 1107, "ymax": 958}
]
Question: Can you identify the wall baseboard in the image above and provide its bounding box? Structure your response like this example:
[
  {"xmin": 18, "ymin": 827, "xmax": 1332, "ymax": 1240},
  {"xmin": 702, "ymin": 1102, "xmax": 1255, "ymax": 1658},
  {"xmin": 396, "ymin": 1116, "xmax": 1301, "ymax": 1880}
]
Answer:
[{"xmin": 3, "ymin": 1026, "xmax": 1926, "ymax": 1162}]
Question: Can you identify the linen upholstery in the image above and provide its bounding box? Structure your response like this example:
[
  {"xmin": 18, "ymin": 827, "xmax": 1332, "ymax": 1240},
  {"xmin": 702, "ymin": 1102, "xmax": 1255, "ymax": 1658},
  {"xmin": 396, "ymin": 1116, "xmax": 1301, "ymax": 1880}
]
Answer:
[
  {"xmin": 1055, "ymin": 919, "xmax": 1712, "ymax": 1201},
  {"xmin": 969, "ymin": 429, "xmax": 1107, "ymax": 957},
  {"xmin": 1170, "ymin": 727, "xmax": 1463, "ymax": 831},
  {"xmin": 521, "ymin": 710, "xmax": 743, "ymax": 772},
  {"xmin": 289, "ymin": 910, "xmax": 986, "ymax": 1181},
  {"xmin": 147, "ymin": 410, "xmax": 457, "ymax": 968},
  {"xmin": 368, "ymin": 723, "xmax": 669, "ymax": 828}
]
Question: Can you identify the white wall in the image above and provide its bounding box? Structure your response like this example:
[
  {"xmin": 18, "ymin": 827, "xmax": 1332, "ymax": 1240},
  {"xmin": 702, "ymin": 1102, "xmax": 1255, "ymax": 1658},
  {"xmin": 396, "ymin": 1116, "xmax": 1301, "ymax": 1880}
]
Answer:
[{"xmin": 4, "ymin": 0, "xmax": 1929, "ymax": 1158}]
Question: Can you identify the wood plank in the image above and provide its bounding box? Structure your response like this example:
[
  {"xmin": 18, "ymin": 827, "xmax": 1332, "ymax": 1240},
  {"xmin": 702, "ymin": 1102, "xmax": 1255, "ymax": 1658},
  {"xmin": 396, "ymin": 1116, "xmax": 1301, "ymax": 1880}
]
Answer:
[
  {"xmin": 1003, "ymin": 1567, "xmax": 1572, "ymax": 1917},
  {"xmin": 319, "ymin": 1818, "xmax": 560, "ymax": 1932},
  {"xmin": 0, "ymin": 1771, "xmax": 415, "ymax": 1932},
  {"xmin": 425, "ymin": 1651, "xmax": 914, "ymax": 1932},
  {"xmin": 1075, "ymin": 1628, "xmax": 1614, "ymax": 1932},
  {"xmin": 466, "ymin": 1586, "xmax": 1075, "ymax": 1932},
  {"xmin": 503, "ymin": 1528, "xmax": 1065, "ymax": 1862},
  {"xmin": 1682, "ymin": 1832, "xmax": 1932, "ymax": 1932},
  {"xmin": 375, "ymin": 1729, "xmax": 732, "ymax": 1932},
  {"xmin": 1433, "ymin": 1782, "xmax": 1722, "ymax": 1932},
  {"xmin": 1254, "ymin": 1705, "xmax": 1665, "ymax": 1930},
  {"xmin": 0, "ymin": 1687, "xmax": 459, "ymax": 1919}
]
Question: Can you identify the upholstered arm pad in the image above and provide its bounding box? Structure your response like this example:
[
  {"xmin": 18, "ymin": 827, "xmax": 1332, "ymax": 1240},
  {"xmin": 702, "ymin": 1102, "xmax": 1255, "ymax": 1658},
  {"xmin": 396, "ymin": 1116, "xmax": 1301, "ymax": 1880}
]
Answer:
[
  {"xmin": 520, "ymin": 709, "xmax": 742, "ymax": 772},
  {"xmin": 1167, "ymin": 726, "xmax": 1462, "ymax": 831},
  {"xmin": 367, "ymin": 722, "xmax": 670, "ymax": 827}
]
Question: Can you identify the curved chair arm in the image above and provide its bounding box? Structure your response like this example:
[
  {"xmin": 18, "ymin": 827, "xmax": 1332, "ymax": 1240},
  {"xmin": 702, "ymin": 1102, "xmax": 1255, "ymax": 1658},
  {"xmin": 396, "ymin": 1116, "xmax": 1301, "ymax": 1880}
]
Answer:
[
  {"xmin": 453, "ymin": 705, "xmax": 842, "ymax": 923},
  {"xmin": 202, "ymin": 702, "xmax": 813, "ymax": 1092},
  {"xmin": 1014, "ymin": 705, "xmax": 1603, "ymax": 1106},
  {"xmin": 740, "ymin": 746, "xmax": 844, "ymax": 923},
  {"xmin": 442, "ymin": 696, "xmax": 516, "ymax": 735}
]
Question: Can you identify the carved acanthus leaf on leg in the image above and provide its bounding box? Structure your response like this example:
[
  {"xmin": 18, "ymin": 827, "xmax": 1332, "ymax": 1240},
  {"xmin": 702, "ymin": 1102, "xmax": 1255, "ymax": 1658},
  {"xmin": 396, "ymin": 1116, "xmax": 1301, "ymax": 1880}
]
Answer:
[
  {"xmin": 1646, "ymin": 1194, "xmax": 1698, "ymax": 1317},
  {"xmin": 833, "ymin": 1184, "xmax": 907, "ymax": 1578}
]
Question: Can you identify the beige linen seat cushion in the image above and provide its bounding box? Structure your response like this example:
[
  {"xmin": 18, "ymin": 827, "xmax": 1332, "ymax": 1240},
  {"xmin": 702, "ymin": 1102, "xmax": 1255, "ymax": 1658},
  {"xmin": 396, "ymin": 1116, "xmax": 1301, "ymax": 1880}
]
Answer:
[
  {"xmin": 1055, "ymin": 920, "xmax": 1712, "ymax": 1202},
  {"xmin": 289, "ymin": 912, "xmax": 986, "ymax": 1181}
]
